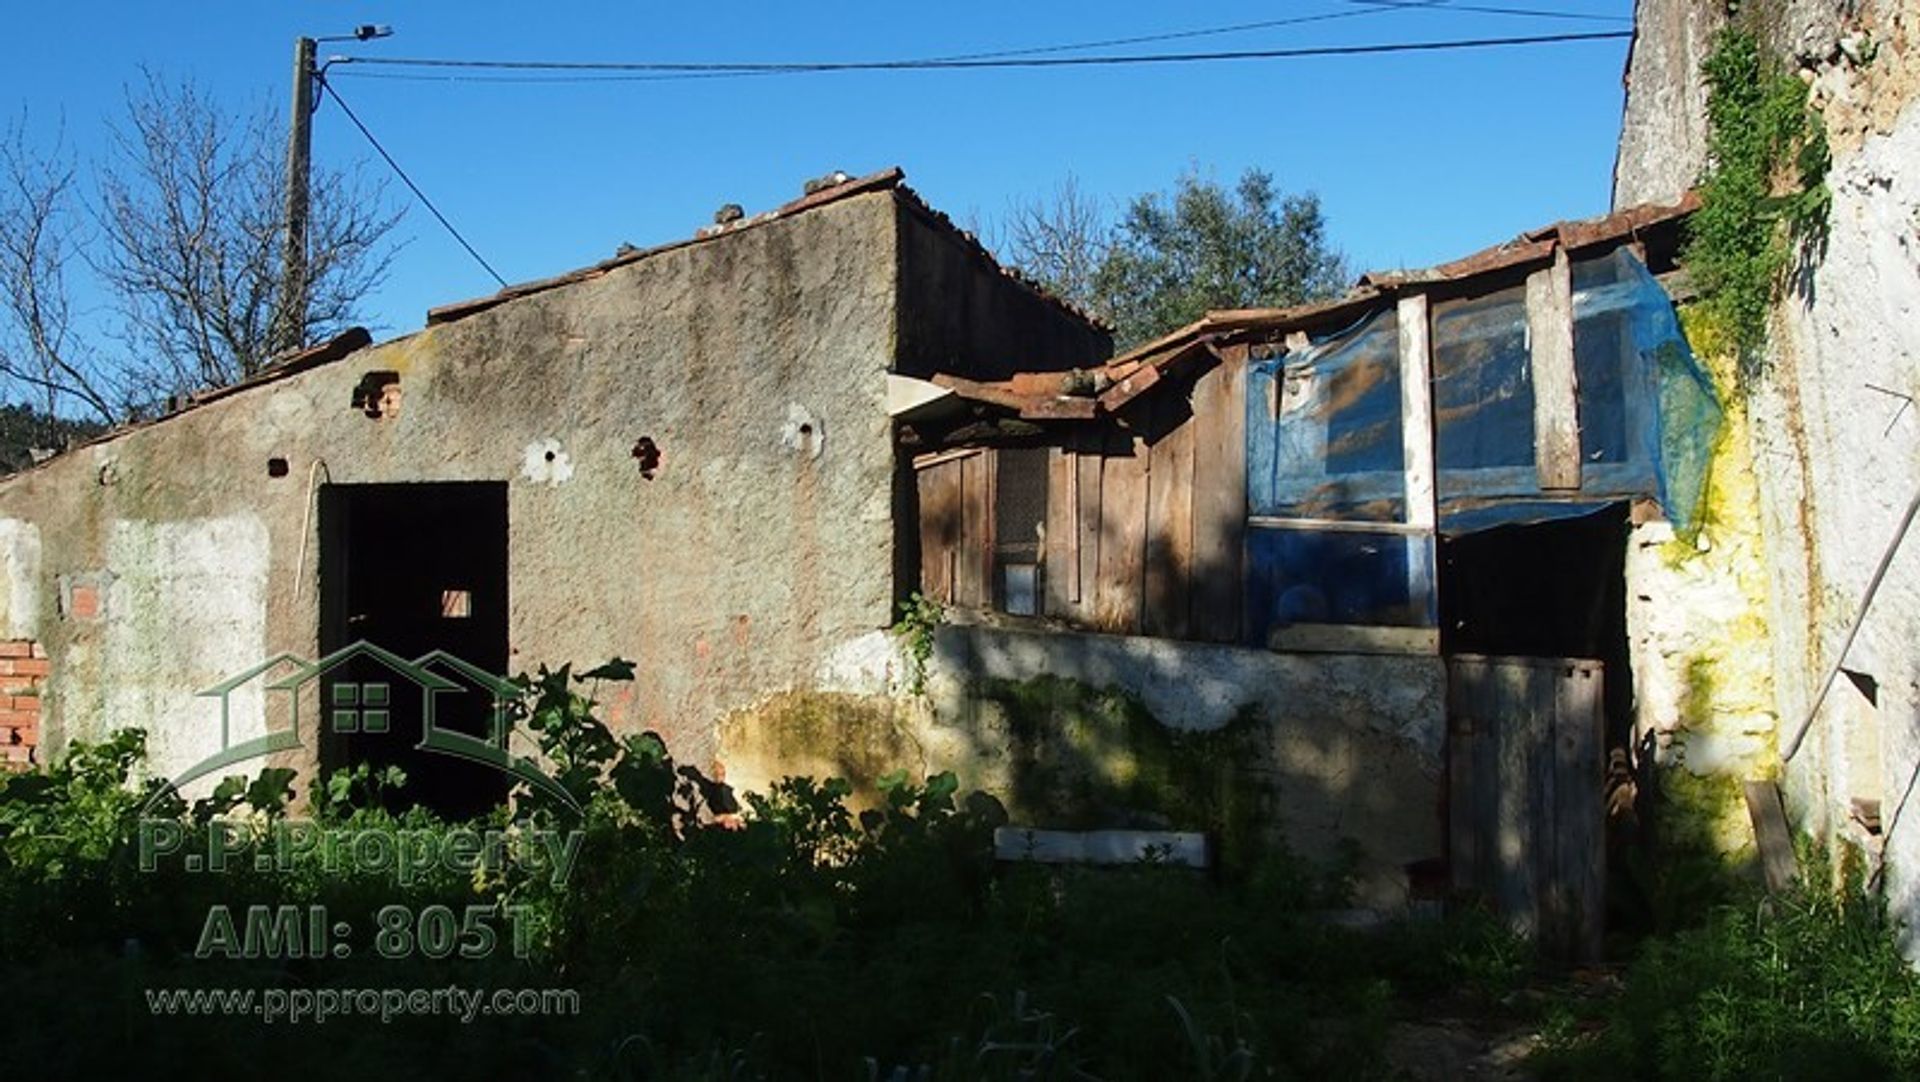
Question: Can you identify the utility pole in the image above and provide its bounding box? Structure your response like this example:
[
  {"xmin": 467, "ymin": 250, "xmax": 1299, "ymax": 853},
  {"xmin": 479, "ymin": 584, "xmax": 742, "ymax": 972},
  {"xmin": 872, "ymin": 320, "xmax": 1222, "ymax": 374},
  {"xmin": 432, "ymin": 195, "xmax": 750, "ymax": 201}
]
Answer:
[
  {"xmin": 277, "ymin": 25, "xmax": 392, "ymax": 357},
  {"xmin": 276, "ymin": 35, "xmax": 316, "ymax": 356}
]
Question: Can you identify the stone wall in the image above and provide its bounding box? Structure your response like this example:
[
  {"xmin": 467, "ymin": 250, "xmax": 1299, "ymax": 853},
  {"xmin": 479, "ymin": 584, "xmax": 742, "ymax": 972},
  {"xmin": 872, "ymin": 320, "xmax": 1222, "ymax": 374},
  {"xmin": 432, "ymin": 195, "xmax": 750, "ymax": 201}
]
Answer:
[{"xmin": 1615, "ymin": 0, "xmax": 1920, "ymax": 940}]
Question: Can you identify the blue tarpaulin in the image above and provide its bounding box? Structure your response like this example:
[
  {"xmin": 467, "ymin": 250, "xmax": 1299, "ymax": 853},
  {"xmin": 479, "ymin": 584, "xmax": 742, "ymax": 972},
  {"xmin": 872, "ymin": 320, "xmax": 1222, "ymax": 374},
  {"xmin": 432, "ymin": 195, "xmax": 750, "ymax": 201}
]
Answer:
[{"xmin": 1242, "ymin": 248, "xmax": 1721, "ymax": 637}]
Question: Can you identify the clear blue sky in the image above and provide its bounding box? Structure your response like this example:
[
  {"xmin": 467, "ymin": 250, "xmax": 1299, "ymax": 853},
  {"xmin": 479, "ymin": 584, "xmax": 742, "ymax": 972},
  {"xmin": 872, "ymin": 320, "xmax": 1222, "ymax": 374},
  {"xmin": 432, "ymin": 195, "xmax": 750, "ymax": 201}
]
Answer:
[{"xmin": 8, "ymin": 1, "xmax": 1636, "ymax": 339}]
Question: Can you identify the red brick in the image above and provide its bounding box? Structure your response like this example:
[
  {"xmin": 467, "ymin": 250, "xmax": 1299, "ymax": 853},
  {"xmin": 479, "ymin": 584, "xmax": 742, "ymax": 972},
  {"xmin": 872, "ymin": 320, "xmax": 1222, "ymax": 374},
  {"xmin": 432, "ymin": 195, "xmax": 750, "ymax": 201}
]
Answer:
[
  {"xmin": 68, "ymin": 585, "xmax": 99, "ymax": 620},
  {"xmin": 8, "ymin": 659, "xmax": 48, "ymax": 677},
  {"xmin": 0, "ymin": 642, "xmax": 31, "ymax": 659},
  {"xmin": 28, "ymin": 642, "xmax": 44, "ymax": 659},
  {"xmin": 8, "ymin": 696, "xmax": 37, "ymax": 711},
  {"xmin": 3, "ymin": 726, "xmax": 37, "ymax": 748}
]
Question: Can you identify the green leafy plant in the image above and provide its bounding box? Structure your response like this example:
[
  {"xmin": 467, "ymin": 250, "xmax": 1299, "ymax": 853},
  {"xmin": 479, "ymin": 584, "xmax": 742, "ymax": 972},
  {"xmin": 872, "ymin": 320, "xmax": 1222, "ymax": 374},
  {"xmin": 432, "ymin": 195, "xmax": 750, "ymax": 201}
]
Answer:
[
  {"xmin": 892, "ymin": 591, "xmax": 944, "ymax": 696},
  {"xmin": 1687, "ymin": 25, "xmax": 1831, "ymax": 383}
]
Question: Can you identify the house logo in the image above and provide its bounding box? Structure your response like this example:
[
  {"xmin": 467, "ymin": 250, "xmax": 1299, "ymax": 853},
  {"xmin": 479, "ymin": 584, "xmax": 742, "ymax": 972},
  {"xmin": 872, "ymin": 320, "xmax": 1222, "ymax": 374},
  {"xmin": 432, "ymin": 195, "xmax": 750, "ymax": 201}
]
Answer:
[{"xmin": 144, "ymin": 640, "xmax": 579, "ymax": 813}]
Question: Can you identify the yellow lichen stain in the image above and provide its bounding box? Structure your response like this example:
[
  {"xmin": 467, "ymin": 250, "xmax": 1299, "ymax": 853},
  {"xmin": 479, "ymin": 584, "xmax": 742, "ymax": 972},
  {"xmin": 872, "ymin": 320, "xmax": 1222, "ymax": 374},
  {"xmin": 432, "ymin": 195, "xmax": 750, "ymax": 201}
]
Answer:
[
  {"xmin": 364, "ymin": 325, "xmax": 441, "ymax": 378},
  {"xmin": 1659, "ymin": 305, "xmax": 1782, "ymax": 834}
]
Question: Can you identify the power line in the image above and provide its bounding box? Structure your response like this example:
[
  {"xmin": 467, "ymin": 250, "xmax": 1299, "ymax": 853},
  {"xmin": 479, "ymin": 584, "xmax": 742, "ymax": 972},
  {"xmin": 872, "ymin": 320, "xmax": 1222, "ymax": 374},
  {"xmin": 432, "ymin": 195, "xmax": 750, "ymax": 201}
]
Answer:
[
  {"xmin": 334, "ymin": 30, "xmax": 1633, "ymax": 82},
  {"xmin": 1349, "ymin": 0, "xmax": 1630, "ymax": 22},
  {"xmin": 315, "ymin": 76, "xmax": 508, "ymax": 288},
  {"xmin": 927, "ymin": 6, "xmax": 1397, "ymax": 62}
]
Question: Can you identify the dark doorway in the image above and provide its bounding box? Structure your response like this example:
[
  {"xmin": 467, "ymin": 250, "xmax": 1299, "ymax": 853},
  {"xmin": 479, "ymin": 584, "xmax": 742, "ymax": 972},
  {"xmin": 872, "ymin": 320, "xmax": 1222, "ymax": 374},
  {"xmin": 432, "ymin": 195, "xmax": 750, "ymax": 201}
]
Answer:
[
  {"xmin": 1438, "ymin": 503, "xmax": 1633, "ymax": 750},
  {"xmin": 319, "ymin": 482, "xmax": 510, "ymax": 819}
]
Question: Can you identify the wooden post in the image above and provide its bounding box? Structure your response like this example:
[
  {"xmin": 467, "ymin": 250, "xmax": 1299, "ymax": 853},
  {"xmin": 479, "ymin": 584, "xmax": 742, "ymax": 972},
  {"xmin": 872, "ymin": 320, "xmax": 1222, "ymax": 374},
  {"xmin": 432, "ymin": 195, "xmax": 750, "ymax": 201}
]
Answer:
[
  {"xmin": 1398, "ymin": 293, "xmax": 1437, "ymax": 614},
  {"xmin": 1527, "ymin": 248, "xmax": 1581, "ymax": 491},
  {"xmin": 277, "ymin": 36, "xmax": 316, "ymax": 356}
]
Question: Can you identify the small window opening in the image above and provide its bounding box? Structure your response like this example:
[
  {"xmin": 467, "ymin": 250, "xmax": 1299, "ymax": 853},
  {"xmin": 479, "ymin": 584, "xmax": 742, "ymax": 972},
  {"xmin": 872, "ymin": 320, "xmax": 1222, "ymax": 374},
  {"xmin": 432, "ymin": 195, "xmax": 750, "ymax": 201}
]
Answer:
[
  {"xmin": 267, "ymin": 457, "xmax": 290, "ymax": 478},
  {"xmin": 351, "ymin": 372, "xmax": 402, "ymax": 418},
  {"xmin": 993, "ymin": 448, "xmax": 1048, "ymax": 616},
  {"xmin": 441, "ymin": 589, "xmax": 472, "ymax": 619}
]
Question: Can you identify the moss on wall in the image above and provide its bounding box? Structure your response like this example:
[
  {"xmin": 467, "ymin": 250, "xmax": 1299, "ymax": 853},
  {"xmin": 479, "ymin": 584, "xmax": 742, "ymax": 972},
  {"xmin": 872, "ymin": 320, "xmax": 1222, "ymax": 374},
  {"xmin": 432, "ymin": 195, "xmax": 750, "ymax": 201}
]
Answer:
[
  {"xmin": 717, "ymin": 690, "xmax": 930, "ymax": 806},
  {"xmin": 973, "ymin": 674, "xmax": 1275, "ymax": 871}
]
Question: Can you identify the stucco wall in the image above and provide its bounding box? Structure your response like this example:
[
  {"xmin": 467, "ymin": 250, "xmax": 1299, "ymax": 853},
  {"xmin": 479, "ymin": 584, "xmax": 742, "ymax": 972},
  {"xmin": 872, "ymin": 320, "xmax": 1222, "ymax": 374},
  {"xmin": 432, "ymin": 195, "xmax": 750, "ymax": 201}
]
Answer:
[
  {"xmin": 1616, "ymin": 0, "xmax": 1920, "ymax": 939},
  {"xmin": 0, "ymin": 189, "xmax": 915, "ymax": 788},
  {"xmin": 892, "ymin": 199, "xmax": 1112, "ymax": 382}
]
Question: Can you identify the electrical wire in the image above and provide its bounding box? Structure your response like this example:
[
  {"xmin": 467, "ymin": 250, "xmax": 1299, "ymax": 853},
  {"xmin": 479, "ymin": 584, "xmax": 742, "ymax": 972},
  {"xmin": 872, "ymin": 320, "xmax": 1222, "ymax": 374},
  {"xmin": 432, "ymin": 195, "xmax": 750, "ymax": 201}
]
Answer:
[
  {"xmin": 315, "ymin": 76, "xmax": 509, "ymax": 288},
  {"xmin": 331, "ymin": 30, "xmax": 1632, "ymax": 83}
]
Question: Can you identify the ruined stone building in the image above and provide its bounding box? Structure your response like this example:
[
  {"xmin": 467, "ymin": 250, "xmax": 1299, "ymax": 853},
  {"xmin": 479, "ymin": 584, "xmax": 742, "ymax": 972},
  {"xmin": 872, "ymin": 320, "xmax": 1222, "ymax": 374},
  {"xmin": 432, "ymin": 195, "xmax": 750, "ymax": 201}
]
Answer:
[
  {"xmin": 0, "ymin": 169, "xmax": 1108, "ymax": 815},
  {"xmin": 0, "ymin": 139, "xmax": 1805, "ymax": 956}
]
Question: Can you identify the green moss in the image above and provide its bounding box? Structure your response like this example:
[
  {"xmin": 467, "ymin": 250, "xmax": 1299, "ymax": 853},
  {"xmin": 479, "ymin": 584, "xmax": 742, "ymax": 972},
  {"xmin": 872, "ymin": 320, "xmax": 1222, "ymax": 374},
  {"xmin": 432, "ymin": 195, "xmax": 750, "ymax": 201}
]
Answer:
[
  {"xmin": 1680, "ymin": 655, "xmax": 1718, "ymax": 730},
  {"xmin": 977, "ymin": 675, "xmax": 1275, "ymax": 872}
]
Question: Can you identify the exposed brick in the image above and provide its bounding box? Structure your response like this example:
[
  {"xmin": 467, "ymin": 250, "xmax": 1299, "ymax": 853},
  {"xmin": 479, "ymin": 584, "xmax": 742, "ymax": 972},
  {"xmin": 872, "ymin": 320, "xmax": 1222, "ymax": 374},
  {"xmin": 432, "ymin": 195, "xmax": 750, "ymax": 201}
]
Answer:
[
  {"xmin": 0, "ymin": 642, "xmax": 31, "ymax": 659},
  {"xmin": 68, "ymin": 585, "xmax": 99, "ymax": 620},
  {"xmin": 8, "ymin": 659, "xmax": 48, "ymax": 677},
  {"xmin": 3, "ymin": 726, "xmax": 37, "ymax": 748},
  {"xmin": 8, "ymin": 696, "xmax": 37, "ymax": 711},
  {"xmin": 28, "ymin": 642, "xmax": 44, "ymax": 659}
]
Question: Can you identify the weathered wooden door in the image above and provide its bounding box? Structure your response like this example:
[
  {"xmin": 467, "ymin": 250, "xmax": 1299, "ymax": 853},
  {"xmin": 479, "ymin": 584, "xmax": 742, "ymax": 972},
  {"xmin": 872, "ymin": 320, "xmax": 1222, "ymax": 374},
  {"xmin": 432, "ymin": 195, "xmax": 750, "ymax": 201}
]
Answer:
[{"xmin": 1447, "ymin": 655, "xmax": 1604, "ymax": 961}]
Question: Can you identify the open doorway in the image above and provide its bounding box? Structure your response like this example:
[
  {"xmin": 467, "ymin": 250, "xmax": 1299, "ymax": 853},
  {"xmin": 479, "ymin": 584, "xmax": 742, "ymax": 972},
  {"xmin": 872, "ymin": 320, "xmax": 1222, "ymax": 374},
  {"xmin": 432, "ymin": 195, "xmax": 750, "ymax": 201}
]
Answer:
[
  {"xmin": 318, "ymin": 482, "xmax": 510, "ymax": 819},
  {"xmin": 1438, "ymin": 503, "xmax": 1633, "ymax": 747},
  {"xmin": 1437, "ymin": 503, "xmax": 1633, "ymax": 958}
]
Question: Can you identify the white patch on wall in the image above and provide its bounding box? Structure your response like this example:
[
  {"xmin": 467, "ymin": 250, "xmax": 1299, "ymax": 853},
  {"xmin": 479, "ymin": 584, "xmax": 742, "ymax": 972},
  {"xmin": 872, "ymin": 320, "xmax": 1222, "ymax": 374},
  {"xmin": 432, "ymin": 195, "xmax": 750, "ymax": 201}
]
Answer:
[
  {"xmin": 0, "ymin": 520, "xmax": 42, "ymax": 641},
  {"xmin": 781, "ymin": 404, "xmax": 824, "ymax": 458},
  {"xmin": 816, "ymin": 629, "xmax": 905, "ymax": 695},
  {"xmin": 102, "ymin": 516, "xmax": 270, "ymax": 788},
  {"xmin": 521, "ymin": 438, "xmax": 575, "ymax": 485}
]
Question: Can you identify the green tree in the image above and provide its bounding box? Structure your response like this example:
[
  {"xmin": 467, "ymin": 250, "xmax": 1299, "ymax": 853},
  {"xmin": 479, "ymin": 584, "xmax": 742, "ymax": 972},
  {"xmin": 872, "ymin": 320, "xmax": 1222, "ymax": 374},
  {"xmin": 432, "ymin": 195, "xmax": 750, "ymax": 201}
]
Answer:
[
  {"xmin": 1094, "ymin": 168, "xmax": 1346, "ymax": 347},
  {"xmin": 1005, "ymin": 167, "xmax": 1346, "ymax": 350}
]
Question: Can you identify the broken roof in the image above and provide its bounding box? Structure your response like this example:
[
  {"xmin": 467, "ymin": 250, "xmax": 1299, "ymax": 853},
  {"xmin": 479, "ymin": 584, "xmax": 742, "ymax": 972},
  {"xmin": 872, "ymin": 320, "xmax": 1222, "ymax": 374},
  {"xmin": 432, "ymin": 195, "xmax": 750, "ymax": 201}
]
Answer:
[{"xmin": 924, "ymin": 191, "xmax": 1701, "ymax": 422}]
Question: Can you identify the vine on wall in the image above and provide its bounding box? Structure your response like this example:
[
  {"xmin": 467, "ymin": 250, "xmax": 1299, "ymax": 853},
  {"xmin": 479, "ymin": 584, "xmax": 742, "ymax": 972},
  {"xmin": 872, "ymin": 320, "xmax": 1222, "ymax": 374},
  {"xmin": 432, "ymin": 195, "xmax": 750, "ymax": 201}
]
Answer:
[{"xmin": 1686, "ymin": 25, "xmax": 1831, "ymax": 385}]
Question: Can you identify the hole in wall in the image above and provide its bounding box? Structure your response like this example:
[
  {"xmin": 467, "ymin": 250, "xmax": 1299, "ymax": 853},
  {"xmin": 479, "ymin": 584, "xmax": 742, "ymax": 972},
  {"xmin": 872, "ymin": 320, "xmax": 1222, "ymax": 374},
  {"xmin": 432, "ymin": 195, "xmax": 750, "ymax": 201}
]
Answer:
[
  {"xmin": 631, "ymin": 437, "xmax": 662, "ymax": 479},
  {"xmin": 267, "ymin": 457, "xmax": 290, "ymax": 478},
  {"xmin": 350, "ymin": 372, "xmax": 402, "ymax": 419}
]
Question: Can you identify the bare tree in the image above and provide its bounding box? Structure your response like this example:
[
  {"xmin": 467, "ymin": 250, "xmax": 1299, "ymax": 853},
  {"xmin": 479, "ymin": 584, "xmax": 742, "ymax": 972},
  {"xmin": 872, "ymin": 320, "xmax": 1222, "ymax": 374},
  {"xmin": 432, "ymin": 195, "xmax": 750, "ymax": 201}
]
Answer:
[
  {"xmin": 1000, "ymin": 174, "xmax": 1110, "ymax": 315},
  {"xmin": 94, "ymin": 72, "xmax": 401, "ymax": 397},
  {"xmin": 0, "ymin": 122, "xmax": 124, "ymax": 424}
]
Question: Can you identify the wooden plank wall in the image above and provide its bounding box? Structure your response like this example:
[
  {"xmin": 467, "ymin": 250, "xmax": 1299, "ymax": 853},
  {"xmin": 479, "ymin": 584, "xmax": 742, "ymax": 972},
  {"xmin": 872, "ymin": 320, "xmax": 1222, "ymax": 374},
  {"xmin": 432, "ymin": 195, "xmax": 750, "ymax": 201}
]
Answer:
[
  {"xmin": 915, "ymin": 358, "xmax": 1246, "ymax": 643},
  {"xmin": 915, "ymin": 449, "xmax": 992, "ymax": 610}
]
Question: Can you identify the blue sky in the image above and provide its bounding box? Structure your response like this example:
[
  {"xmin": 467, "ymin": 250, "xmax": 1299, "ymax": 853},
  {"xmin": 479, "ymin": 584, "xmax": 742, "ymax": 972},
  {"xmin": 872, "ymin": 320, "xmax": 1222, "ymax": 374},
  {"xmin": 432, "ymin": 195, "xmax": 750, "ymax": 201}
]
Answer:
[{"xmin": 8, "ymin": 1, "xmax": 1636, "ymax": 340}]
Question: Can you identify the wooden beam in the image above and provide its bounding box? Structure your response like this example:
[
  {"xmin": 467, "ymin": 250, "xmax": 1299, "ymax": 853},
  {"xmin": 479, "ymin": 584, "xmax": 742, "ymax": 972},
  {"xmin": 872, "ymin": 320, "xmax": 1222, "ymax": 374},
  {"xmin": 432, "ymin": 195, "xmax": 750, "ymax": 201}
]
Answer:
[
  {"xmin": 1247, "ymin": 515, "xmax": 1429, "ymax": 536},
  {"xmin": 1527, "ymin": 248, "xmax": 1582, "ymax": 490},
  {"xmin": 1397, "ymin": 293, "xmax": 1437, "ymax": 532},
  {"xmin": 1744, "ymin": 780, "xmax": 1799, "ymax": 893},
  {"xmin": 1268, "ymin": 623, "xmax": 1441, "ymax": 656}
]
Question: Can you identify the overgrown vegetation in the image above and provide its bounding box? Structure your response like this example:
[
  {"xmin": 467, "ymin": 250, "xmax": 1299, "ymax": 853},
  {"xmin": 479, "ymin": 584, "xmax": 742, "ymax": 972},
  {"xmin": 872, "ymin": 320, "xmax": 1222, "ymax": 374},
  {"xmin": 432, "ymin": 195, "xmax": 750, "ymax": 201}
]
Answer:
[
  {"xmin": 1536, "ymin": 850, "xmax": 1920, "ymax": 1080},
  {"xmin": 0, "ymin": 660, "xmax": 1526, "ymax": 1079},
  {"xmin": 1686, "ymin": 25, "xmax": 1830, "ymax": 383}
]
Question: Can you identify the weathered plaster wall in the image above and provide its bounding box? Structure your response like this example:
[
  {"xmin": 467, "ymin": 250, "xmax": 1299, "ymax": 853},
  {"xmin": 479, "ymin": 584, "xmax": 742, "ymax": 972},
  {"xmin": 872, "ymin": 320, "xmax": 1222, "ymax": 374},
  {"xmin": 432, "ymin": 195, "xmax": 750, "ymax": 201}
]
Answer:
[
  {"xmin": 892, "ymin": 200, "xmax": 1112, "ymax": 382},
  {"xmin": 720, "ymin": 622, "xmax": 1446, "ymax": 910},
  {"xmin": 1617, "ymin": 0, "xmax": 1920, "ymax": 937},
  {"xmin": 1622, "ymin": 315, "xmax": 1781, "ymax": 853},
  {"xmin": 0, "ymin": 189, "xmax": 916, "ymax": 787}
]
